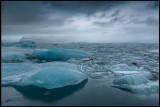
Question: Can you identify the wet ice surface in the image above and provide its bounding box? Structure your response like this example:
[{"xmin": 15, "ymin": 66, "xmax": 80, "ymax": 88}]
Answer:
[
  {"xmin": 30, "ymin": 47, "xmax": 90, "ymax": 61},
  {"xmin": 1, "ymin": 42, "xmax": 159, "ymax": 105},
  {"xmin": 2, "ymin": 62, "xmax": 87, "ymax": 89}
]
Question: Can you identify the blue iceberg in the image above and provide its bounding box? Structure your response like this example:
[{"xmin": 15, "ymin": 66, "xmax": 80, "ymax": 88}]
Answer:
[
  {"xmin": 110, "ymin": 64, "xmax": 158, "ymax": 95},
  {"xmin": 17, "ymin": 67, "xmax": 87, "ymax": 89},
  {"xmin": 113, "ymin": 74, "xmax": 149, "ymax": 85},
  {"xmin": 2, "ymin": 53, "xmax": 27, "ymax": 63},
  {"xmin": 2, "ymin": 40, "xmax": 36, "ymax": 48},
  {"xmin": 112, "ymin": 81, "xmax": 159, "ymax": 95},
  {"xmin": 30, "ymin": 48, "xmax": 90, "ymax": 61},
  {"xmin": 2, "ymin": 47, "xmax": 33, "ymax": 63},
  {"xmin": 2, "ymin": 62, "xmax": 88, "ymax": 89}
]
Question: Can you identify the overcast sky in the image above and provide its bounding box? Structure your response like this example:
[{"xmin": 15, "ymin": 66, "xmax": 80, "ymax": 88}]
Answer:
[{"xmin": 2, "ymin": 1, "xmax": 159, "ymax": 43}]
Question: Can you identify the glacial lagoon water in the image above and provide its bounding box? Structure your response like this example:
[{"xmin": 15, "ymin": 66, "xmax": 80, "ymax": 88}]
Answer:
[{"xmin": 1, "ymin": 41, "xmax": 159, "ymax": 106}]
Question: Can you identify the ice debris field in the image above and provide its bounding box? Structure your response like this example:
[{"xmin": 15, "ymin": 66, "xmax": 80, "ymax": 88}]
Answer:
[{"xmin": 1, "ymin": 40, "xmax": 159, "ymax": 96}]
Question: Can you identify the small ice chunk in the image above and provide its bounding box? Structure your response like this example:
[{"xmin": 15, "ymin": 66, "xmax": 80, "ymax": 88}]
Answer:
[
  {"xmin": 148, "ymin": 50, "xmax": 159, "ymax": 53},
  {"xmin": 113, "ymin": 74, "xmax": 149, "ymax": 85},
  {"xmin": 112, "ymin": 71, "xmax": 139, "ymax": 75},
  {"xmin": 113, "ymin": 80, "xmax": 159, "ymax": 95}
]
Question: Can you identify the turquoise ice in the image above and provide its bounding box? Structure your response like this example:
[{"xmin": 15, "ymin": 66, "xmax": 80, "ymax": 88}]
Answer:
[
  {"xmin": 2, "ymin": 47, "xmax": 33, "ymax": 63},
  {"xmin": 30, "ymin": 48, "xmax": 90, "ymax": 61},
  {"xmin": 2, "ymin": 40, "xmax": 36, "ymax": 48},
  {"xmin": 2, "ymin": 62, "xmax": 88, "ymax": 89},
  {"xmin": 110, "ymin": 64, "xmax": 158, "ymax": 94}
]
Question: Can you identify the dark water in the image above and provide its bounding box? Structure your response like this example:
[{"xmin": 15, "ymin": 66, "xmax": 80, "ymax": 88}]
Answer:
[
  {"xmin": 2, "ymin": 79, "xmax": 159, "ymax": 106},
  {"xmin": 1, "ymin": 42, "xmax": 159, "ymax": 106}
]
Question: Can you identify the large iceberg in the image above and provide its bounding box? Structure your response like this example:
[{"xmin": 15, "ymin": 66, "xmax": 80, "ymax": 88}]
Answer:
[
  {"xmin": 2, "ymin": 62, "xmax": 88, "ymax": 89},
  {"xmin": 30, "ymin": 48, "xmax": 90, "ymax": 61}
]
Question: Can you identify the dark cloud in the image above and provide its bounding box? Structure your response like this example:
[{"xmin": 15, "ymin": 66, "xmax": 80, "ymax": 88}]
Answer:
[
  {"xmin": 93, "ymin": 15, "xmax": 124, "ymax": 27},
  {"xmin": 2, "ymin": 1, "xmax": 49, "ymax": 25},
  {"xmin": 1, "ymin": 1, "xmax": 159, "ymax": 43},
  {"xmin": 129, "ymin": 17, "xmax": 159, "ymax": 26},
  {"xmin": 111, "ymin": 10, "xmax": 120, "ymax": 17},
  {"xmin": 146, "ymin": 1, "xmax": 159, "ymax": 9},
  {"xmin": 2, "ymin": 1, "xmax": 128, "ymax": 26},
  {"xmin": 43, "ymin": 1, "xmax": 127, "ymax": 15}
]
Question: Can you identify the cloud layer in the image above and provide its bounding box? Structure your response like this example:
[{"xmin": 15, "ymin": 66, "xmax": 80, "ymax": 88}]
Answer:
[{"xmin": 2, "ymin": 1, "xmax": 159, "ymax": 43}]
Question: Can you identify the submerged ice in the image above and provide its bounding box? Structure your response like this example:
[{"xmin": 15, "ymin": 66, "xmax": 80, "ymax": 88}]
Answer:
[{"xmin": 2, "ymin": 62, "xmax": 88, "ymax": 89}]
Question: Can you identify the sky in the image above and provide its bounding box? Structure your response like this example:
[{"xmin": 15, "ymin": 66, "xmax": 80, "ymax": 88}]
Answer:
[{"xmin": 1, "ymin": 1, "xmax": 159, "ymax": 43}]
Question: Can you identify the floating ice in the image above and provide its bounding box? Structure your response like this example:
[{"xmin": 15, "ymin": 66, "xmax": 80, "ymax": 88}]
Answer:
[
  {"xmin": 30, "ymin": 48, "xmax": 90, "ymax": 61},
  {"xmin": 128, "ymin": 80, "xmax": 159, "ymax": 94},
  {"xmin": 2, "ymin": 47, "xmax": 33, "ymax": 63},
  {"xmin": 17, "ymin": 67, "xmax": 87, "ymax": 89},
  {"xmin": 113, "ymin": 74, "xmax": 149, "ymax": 85},
  {"xmin": 148, "ymin": 50, "xmax": 159, "ymax": 53},
  {"xmin": 113, "ymin": 81, "xmax": 159, "ymax": 95},
  {"xmin": 2, "ymin": 62, "xmax": 88, "ymax": 89},
  {"xmin": 110, "ymin": 64, "xmax": 158, "ymax": 95},
  {"xmin": 2, "ymin": 53, "xmax": 27, "ymax": 63},
  {"xmin": 112, "ymin": 71, "xmax": 139, "ymax": 75},
  {"xmin": 109, "ymin": 64, "xmax": 139, "ymax": 71},
  {"xmin": 2, "ymin": 40, "xmax": 36, "ymax": 48}
]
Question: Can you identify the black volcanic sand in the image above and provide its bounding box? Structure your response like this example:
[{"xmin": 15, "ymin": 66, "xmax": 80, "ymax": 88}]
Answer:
[{"xmin": 1, "ymin": 79, "xmax": 159, "ymax": 106}]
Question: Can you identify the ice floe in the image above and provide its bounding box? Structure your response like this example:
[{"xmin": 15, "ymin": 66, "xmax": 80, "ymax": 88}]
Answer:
[
  {"xmin": 2, "ymin": 62, "xmax": 88, "ymax": 89},
  {"xmin": 30, "ymin": 48, "xmax": 90, "ymax": 61}
]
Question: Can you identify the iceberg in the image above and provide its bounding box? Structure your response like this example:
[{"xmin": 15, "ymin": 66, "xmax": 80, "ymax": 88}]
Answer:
[
  {"xmin": 112, "ymin": 81, "xmax": 159, "ymax": 95},
  {"xmin": 113, "ymin": 74, "xmax": 149, "ymax": 85},
  {"xmin": 111, "ymin": 71, "xmax": 158, "ymax": 95},
  {"xmin": 109, "ymin": 64, "xmax": 158, "ymax": 95},
  {"xmin": 148, "ymin": 50, "xmax": 159, "ymax": 53},
  {"xmin": 2, "ymin": 53, "xmax": 27, "ymax": 63},
  {"xmin": 2, "ymin": 47, "xmax": 33, "ymax": 63},
  {"xmin": 17, "ymin": 67, "xmax": 87, "ymax": 89},
  {"xmin": 2, "ymin": 62, "xmax": 88, "ymax": 89},
  {"xmin": 30, "ymin": 48, "xmax": 90, "ymax": 61},
  {"xmin": 2, "ymin": 40, "xmax": 36, "ymax": 48}
]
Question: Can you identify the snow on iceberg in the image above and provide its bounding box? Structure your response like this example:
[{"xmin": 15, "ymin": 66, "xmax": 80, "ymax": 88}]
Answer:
[
  {"xmin": 2, "ymin": 47, "xmax": 33, "ymax": 63},
  {"xmin": 2, "ymin": 62, "xmax": 88, "ymax": 89},
  {"xmin": 30, "ymin": 48, "xmax": 90, "ymax": 61}
]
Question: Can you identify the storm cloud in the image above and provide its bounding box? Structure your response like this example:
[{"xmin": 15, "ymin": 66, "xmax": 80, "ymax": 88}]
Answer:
[{"xmin": 2, "ymin": 1, "xmax": 159, "ymax": 43}]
